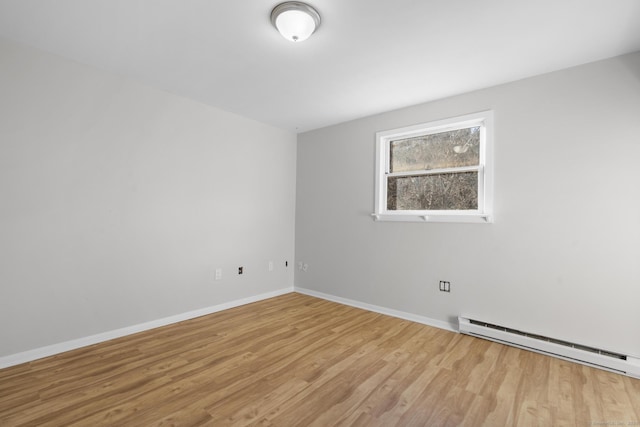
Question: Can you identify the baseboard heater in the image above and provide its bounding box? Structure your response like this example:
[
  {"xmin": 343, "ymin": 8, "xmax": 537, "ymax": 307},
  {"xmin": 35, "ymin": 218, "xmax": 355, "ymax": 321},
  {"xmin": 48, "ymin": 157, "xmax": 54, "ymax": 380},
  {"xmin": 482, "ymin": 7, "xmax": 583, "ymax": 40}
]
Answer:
[{"xmin": 458, "ymin": 317, "xmax": 640, "ymax": 379}]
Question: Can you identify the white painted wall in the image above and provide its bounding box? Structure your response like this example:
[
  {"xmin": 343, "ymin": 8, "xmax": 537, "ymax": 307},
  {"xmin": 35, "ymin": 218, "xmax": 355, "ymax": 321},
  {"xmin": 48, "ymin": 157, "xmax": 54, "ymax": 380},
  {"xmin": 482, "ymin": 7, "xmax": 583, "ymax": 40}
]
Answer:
[
  {"xmin": 0, "ymin": 38, "xmax": 297, "ymax": 358},
  {"xmin": 295, "ymin": 52, "xmax": 640, "ymax": 357}
]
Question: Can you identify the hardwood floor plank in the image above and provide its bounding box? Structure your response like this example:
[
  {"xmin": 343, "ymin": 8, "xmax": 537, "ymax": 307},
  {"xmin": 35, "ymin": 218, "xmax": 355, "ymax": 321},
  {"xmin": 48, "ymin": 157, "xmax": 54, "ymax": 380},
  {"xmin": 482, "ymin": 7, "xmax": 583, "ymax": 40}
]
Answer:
[
  {"xmin": 1, "ymin": 292, "xmax": 639, "ymax": 426},
  {"xmin": 213, "ymin": 378, "xmax": 311, "ymax": 426}
]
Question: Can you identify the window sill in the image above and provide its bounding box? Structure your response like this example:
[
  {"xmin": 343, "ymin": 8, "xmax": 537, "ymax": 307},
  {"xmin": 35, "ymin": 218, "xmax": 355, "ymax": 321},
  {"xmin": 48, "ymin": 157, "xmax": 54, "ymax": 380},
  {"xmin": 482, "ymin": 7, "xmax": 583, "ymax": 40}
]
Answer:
[{"xmin": 371, "ymin": 212, "xmax": 493, "ymax": 223}]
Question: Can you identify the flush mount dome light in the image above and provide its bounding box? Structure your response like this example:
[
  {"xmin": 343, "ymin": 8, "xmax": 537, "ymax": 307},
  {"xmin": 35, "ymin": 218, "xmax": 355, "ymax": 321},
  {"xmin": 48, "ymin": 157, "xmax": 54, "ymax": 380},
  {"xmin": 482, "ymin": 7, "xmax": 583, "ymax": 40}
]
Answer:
[{"xmin": 271, "ymin": 2, "xmax": 321, "ymax": 42}]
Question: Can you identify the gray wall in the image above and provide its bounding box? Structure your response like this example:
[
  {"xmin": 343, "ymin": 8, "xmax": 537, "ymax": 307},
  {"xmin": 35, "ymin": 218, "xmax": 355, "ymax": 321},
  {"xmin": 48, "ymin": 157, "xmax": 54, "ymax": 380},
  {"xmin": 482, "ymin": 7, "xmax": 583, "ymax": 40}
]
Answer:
[
  {"xmin": 0, "ymin": 38, "xmax": 297, "ymax": 357},
  {"xmin": 295, "ymin": 52, "xmax": 640, "ymax": 357}
]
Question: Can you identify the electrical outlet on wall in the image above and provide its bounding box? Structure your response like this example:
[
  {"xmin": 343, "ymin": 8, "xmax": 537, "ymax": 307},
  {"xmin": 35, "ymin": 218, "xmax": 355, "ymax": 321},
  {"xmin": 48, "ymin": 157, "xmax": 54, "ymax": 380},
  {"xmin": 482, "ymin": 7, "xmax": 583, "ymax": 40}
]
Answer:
[
  {"xmin": 215, "ymin": 268, "xmax": 222, "ymax": 280},
  {"xmin": 238, "ymin": 266, "xmax": 243, "ymax": 275},
  {"xmin": 439, "ymin": 281, "xmax": 451, "ymax": 292}
]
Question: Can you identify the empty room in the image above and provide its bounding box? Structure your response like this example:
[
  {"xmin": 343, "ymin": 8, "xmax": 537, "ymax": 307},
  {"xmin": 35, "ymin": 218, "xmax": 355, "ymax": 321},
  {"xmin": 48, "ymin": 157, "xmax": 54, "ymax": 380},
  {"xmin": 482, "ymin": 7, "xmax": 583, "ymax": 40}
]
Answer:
[{"xmin": 1, "ymin": 1, "xmax": 639, "ymax": 425}]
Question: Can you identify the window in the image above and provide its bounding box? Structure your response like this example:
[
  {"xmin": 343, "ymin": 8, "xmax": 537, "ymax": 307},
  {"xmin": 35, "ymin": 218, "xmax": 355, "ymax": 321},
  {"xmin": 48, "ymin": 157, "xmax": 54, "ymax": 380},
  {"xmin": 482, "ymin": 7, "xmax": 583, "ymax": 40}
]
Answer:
[{"xmin": 374, "ymin": 111, "xmax": 493, "ymax": 223}]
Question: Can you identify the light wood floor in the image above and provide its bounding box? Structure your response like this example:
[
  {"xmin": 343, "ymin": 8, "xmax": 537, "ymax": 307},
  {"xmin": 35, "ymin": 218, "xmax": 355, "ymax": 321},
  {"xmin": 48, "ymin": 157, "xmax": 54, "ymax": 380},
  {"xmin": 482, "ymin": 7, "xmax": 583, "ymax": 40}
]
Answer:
[{"xmin": 1, "ymin": 293, "xmax": 639, "ymax": 426}]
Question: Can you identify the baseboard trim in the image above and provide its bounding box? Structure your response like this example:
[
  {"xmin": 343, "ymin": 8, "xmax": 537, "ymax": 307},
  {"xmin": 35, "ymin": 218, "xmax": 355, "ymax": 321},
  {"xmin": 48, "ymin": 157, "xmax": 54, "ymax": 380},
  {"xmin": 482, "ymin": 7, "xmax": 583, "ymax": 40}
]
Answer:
[
  {"xmin": 0, "ymin": 287, "xmax": 294, "ymax": 369},
  {"xmin": 294, "ymin": 287, "xmax": 456, "ymax": 333}
]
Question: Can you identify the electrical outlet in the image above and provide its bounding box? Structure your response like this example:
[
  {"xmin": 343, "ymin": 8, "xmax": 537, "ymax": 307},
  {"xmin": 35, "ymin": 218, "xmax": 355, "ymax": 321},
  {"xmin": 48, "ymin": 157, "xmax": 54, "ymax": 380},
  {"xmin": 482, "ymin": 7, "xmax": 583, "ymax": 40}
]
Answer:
[
  {"xmin": 439, "ymin": 281, "xmax": 451, "ymax": 292},
  {"xmin": 268, "ymin": 261, "xmax": 274, "ymax": 272},
  {"xmin": 285, "ymin": 261, "xmax": 288, "ymax": 267},
  {"xmin": 302, "ymin": 263, "xmax": 308, "ymax": 272},
  {"xmin": 238, "ymin": 266, "xmax": 243, "ymax": 275},
  {"xmin": 215, "ymin": 268, "xmax": 222, "ymax": 280}
]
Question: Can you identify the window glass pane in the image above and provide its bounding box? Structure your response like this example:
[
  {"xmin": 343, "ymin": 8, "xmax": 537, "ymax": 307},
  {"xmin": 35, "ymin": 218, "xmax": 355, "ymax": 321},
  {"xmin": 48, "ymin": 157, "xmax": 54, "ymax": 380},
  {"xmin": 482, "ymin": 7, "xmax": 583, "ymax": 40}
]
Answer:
[
  {"xmin": 387, "ymin": 172, "xmax": 478, "ymax": 210},
  {"xmin": 390, "ymin": 126, "xmax": 480, "ymax": 172}
]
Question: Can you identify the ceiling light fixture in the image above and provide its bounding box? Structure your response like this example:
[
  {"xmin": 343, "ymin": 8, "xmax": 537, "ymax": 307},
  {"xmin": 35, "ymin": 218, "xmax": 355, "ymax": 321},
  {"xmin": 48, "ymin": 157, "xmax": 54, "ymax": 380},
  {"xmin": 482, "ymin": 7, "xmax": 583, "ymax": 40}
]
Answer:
[{"xmin": 270, "ymin": 2, "xmax": 321, "ymax": 42}]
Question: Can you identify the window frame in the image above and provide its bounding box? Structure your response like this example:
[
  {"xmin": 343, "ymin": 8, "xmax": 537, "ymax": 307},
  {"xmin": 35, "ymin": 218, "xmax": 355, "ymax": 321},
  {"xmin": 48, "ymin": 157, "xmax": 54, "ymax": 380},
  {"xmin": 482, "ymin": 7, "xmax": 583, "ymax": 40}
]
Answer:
[{"xmin": 374, "ymin": 111, "xmax": 494, "ymax": 223}]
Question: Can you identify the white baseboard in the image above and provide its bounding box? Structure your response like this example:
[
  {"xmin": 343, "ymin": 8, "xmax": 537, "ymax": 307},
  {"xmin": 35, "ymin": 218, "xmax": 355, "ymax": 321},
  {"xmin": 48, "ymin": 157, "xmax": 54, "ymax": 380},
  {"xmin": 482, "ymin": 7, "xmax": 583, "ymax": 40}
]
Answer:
[
  {"xmin": 294, "ymin": 287, "xmax": 457, "ymax": 333},
  {"xmin": 0, "ymin": 287, "xmax": 294, "ymax": 369},
  {"xmin": 1, "ymin": 286, "xmax": 454, "ymax": 369}
]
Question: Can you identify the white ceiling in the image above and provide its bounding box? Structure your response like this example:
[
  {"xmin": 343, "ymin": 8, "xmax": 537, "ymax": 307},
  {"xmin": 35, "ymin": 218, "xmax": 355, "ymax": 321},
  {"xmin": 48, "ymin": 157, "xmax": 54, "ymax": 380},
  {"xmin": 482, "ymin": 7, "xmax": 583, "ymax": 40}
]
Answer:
[{"xmin": 0, "ymin": 0, "xmax": 639, "ymax": 133}]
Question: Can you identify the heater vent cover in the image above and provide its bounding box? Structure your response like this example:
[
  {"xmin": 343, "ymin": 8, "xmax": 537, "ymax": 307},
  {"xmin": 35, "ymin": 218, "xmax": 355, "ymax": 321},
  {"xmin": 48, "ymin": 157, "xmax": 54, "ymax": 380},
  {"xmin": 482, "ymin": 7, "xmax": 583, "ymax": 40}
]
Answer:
[
  {"xmin": 468, "ymin": 319, "xmax": 627, "ymax": 360},
  {"xmin": 459, "ymin": 317, "xmax": 640, "ymax": 379}
]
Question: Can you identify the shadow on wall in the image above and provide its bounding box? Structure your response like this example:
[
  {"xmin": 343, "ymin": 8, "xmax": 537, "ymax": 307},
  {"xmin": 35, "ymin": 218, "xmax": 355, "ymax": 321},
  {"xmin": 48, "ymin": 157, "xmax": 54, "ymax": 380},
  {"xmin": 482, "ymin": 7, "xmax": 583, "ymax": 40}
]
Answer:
[
  {"xmin": 447, "ymin": 315, "xmax": 460, "ymax": 331},
  {"xmin": 620, "ymin": 52, "xmax": 640, "ymax": 82}
]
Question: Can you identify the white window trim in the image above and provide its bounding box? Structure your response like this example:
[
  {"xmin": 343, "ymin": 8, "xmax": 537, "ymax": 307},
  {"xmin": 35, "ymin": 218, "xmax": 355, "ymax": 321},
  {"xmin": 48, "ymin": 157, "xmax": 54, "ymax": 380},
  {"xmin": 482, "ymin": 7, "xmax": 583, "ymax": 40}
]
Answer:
[{"xmin": 373, "ymin": 111, "xmax": 494, "ymax": 223}]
